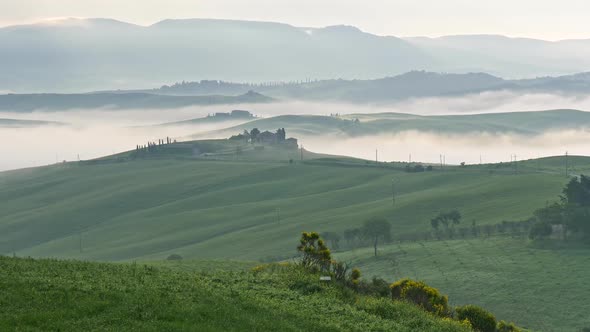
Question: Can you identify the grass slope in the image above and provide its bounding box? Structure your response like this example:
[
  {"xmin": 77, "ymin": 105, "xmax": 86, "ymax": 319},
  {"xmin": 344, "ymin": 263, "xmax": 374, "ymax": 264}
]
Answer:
[
  {"xmin": 0, "ymin": 140, "xmax": 581, "ymax": 262},
  {"xmin": 336, "ymin": 237, "xmax": 590, "ymax": 332},
  {"xmin": 0, "ymin": 256, "xmax": 470, "ymax": 332}
]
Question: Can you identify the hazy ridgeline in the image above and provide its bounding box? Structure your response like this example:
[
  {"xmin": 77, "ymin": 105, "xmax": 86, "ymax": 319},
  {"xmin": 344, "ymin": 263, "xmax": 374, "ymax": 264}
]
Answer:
[{"xmin": 3, "ymin": 91, "xmax": 590, "ymax": 171}]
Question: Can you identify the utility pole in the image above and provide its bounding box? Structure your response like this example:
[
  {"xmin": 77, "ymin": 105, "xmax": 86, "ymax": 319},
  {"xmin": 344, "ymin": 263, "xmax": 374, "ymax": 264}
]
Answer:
[
  {"xmin": 409, "ymin": 154, "xmax": 412, "ymax": 163},
  {"xmin": 440, "ymin": 154, "xmax": 443, "ymax": 170},
  {"xmin": 375, "ymin": 149, "xmax": 378, "ymax": 164},
  {"xmin": 391, "ymin": 179, "xmax": 396, "ymax": 207},
  {"xmin": 565, "ymin": 151, "xmax": 569, "ymax": 177},
  {"xmin": 514, "ymin": 154, "xmax": 518, "ymax": 174}
]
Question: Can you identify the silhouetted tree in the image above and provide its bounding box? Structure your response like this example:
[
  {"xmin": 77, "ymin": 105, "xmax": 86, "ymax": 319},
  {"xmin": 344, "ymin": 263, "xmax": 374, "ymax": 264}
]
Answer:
[
  {"xmin": 250, "ymin": 128, "xmax": 260, "ymax": 143},
  {"xmin": 276, "ymin": 128, "xmax": 286, "ymax": 141},
  {"xmin": 344, "ymin": 228, "xmax": 361, "ymax": 246},
  {"xmin": 362, "ymin": 217, "xmax": 391, "ymax": 256},
  {"xmin": 322, "ymin": 231, "xmax": 341, "ymax": 250}
]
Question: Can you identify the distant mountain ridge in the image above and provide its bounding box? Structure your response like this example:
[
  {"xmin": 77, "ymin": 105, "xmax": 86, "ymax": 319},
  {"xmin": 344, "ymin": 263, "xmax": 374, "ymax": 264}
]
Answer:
[
  {"xmin": 108, "ymin": 71, "xmax": 590, "ymax": 104},
  {"xmin": 2, "ymin": 18, "xmax": 590, "ymax": 92},
  {"xmin": 4, "ymin": 70, "xmax": 590, "ymax": 109},
  {"xmin": 0, "ymin": 91, "xmax": 272, "ymax": 112}
]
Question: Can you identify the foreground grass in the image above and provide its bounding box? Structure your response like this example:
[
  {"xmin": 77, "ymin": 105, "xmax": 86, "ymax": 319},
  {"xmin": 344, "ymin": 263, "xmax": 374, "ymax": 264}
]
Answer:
[
  {"xmin": 336, "ymin": 237, "xmax": 590, "ymax": 332},
  {"xmin": 0, "ymin": 256, "xmax": 470, "ymax": 332}
]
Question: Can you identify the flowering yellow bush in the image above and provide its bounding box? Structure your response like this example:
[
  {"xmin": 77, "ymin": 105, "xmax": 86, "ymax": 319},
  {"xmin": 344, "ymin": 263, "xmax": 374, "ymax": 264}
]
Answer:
[{"xmin": 390, "ymin": 278, "xmax": 450, "ymax": 317}]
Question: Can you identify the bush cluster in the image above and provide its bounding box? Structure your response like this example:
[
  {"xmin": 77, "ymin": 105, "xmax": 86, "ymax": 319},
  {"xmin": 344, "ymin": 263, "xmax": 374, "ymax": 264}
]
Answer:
[
  {"xmin": 390, "ymin": 278, "xmax": 450, "ymax": 317},
  {"xmin": 455, "ymin": 305, "xmax": 497, "ymax": 332},
  {"xmin": 295, "ymin": 231, "xmax": 523, "ymax": 332}
]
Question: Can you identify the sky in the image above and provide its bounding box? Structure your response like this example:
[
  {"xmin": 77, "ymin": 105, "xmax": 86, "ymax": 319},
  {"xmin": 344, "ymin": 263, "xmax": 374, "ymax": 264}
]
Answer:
[{"xmin": 1, "ymin": 0, "xmax": 590, "ymax": 40}]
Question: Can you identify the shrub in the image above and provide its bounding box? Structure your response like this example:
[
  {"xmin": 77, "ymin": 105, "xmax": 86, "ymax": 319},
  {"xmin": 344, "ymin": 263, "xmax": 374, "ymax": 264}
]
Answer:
[
  {"xmin": 529, "ymin": 221, "xmax": 553, "ymax": 240},
  {"xmin": 455, "ymin": 305, "xmax": 496, "ymax": 332},
  {"xmin": 390, "ymin": 278, "xmax": 450, "ymax": 317},
  {"xmin": 166, "ymin": 254, "xmax": 182, "ymax": 261},
  {"xmin": 355, "ymin": 276, "xmax": 390, "ymax": 298},
  {"xmin": 289, "ymin": 279, "xmax": 323, "ymax": 295},
  {"xmin": 297, "ymin": 232, "xmax": 332, "ymax": 272},
  {"xmin": 331, "ymin": 260, "xmax": 349, "ymax": 281},
  {"xmin": 351, "ymin": 268, "xmax": 361, "ymax": 282},
  {"xmin": 497, "ymin": 320, "xmax": 522, "ymax": 332}
]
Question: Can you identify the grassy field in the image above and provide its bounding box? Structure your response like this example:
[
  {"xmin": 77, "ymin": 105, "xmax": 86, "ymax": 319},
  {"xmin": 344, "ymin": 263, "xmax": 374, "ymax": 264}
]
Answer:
[
  {"xmin": 336, "ymin": 237, "xmax": 590, "ymax": 332},
  {"xmin": 2, "ymin": 139, "xmax": 588, "ymax": 330},
  {"xmin": 0, "ymin": 140, "xmax": 576, "ymax": 262},
  {"xmin": 0, "ymin": 256, "xmax": 470, "ymax": 332}
]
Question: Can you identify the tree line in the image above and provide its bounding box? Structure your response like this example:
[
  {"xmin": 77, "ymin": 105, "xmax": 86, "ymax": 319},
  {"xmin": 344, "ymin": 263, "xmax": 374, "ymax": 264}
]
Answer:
[
  {"xmin": 135, "ymin": 136, "xmax": 176, "ymax": 153},
  {"xmin": 528, "ymin": 175, "xmax": 590, "ymax": 241}
]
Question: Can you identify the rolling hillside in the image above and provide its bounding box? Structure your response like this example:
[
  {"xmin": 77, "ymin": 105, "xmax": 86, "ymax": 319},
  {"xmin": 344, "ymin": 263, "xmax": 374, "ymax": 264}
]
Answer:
[
  {"xmin": 196, "ymin": 109, "xmax": 590, "ymax": 138},
  {"xmin": 0, "ymin": 139, "xmax": 580, "ymax": 262},
  {"xmin": 2, "ymin": 140, "xmax": 589, "ymax": 330}
]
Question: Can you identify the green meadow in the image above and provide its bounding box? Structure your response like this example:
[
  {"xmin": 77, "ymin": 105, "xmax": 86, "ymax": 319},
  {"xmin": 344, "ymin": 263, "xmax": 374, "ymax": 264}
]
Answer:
[
  {"xmin": 1, "ymin": 138, "xmax": 589, "ymax": 331},
  {"xmin": 0, "ymin": 140, "xmax": 575, "ymax": 262},
  {"xmin": 0, "ymin": 256, "xmax": 470, "ymax": 332}
]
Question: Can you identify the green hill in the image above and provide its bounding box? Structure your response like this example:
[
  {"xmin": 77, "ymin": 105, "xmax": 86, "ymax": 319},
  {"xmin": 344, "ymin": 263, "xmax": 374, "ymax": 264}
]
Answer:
[
  {"xmin": 0, "ymin": 139, "xmax": 581, "ymax": 262},
  {"xmin": 0, "ymin": 256, "xmax": 470, "ymax": 332},
  {"xmin": 197, "ymin": 109, "xmax": 590, "ymax": 139},
  {"xmin": 2, "ymin": 140, "xmax": 589, "ymax": 330}
]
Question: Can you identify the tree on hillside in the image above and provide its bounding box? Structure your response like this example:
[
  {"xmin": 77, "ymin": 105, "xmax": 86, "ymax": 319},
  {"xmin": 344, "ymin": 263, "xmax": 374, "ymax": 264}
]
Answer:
[
  {"xmin": 561, "ymin": 175, "xmax": 590, "ymax": 239},
  {"xmin": 562, "ymin": 175, "xmax": 590, "ymax": 207},
  {"xmin": 250, "ymin": 128, "xmax": 260, "ymax": 143},
  {"xmin": 430, "ymin": 218, "xmax": 440, "ymax": 231},
  {"xmin": 322, "ymin": 231, "xmax": 341, "ymax": 250},
  {"xmin": 362, "ymin": 217, "xmax": 391, "ymax": 257},
  {"xmin": 344, "ymin": 228, "xmax": 361, "ymax": 246},
  {"xmin": 431, "ymin": 210, "xmax": 461, "ymax": 238},
  {"xmin": 529, "ymin": 221, "xmax": 553, "ymax": 240},
  {"xmin": 448, "ymin": 210, "xmax": 462, "ymax": 227},
  {"xmin": 276, "ymin": 128, "xmax": 286, "ymax": 141}
]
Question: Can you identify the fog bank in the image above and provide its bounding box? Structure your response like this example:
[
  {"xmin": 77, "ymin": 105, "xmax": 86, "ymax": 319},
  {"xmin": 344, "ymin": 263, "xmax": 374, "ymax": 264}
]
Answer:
[
  {"xmin": 3, "ymin": 92, "xmax": 590, "ymax": 171},
  {"xmin": 299, "ymin": 130, "xmax": 590, "ymax": 166}
]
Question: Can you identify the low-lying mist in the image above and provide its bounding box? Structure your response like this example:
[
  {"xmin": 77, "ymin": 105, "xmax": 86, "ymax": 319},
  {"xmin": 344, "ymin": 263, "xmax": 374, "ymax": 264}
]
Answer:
[
  {"xmin": 2, "ymin": 91, "xmax": 590, "ymax": 171},
  {"xmin": 299, "ymin": 130, "xmax": 590, "ymax": 166}
]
